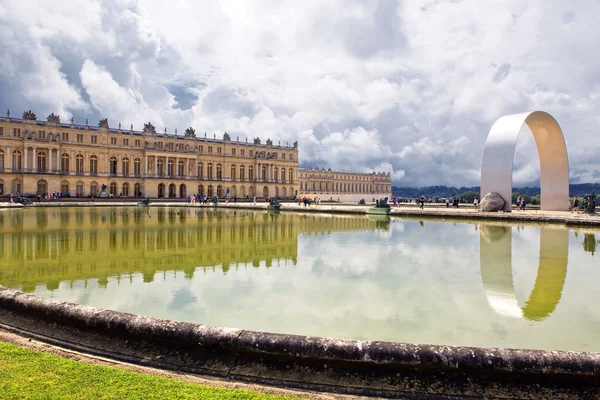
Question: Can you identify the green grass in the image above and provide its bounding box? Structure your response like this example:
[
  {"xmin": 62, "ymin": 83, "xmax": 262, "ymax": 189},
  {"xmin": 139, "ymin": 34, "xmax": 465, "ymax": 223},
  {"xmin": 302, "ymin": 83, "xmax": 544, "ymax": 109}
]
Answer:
[{"xmin": 0, "ymin": 341, "xmax": 302, "ymax": 400}]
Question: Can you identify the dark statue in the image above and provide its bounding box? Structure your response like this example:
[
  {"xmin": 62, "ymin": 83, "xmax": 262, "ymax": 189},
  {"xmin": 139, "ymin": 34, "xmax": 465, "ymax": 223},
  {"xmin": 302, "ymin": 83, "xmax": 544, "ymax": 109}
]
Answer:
[
  {"xmin": 223, "ymin": 132, "xmax": 231, "ymax": 141},
  {"xmin": 98, "ymin": 118, "xmax": 109, "ymax": 128},
  {"xmin": 293, "ymin": 141, "xmax": 298, "ymax": 148},
  {"xmin": 101, "ymin": 184, "xmax": 107, "ymax": 192},
  {"xmin": 358, "ymin": 199, "xmax": 365, "ymax": 205},
  {"xmin": 22, "ymin": 110, "xmax": 37, "ymax": 120},
  {"xmin": 211, "ymin": 196, "xmax": 218, "ymax": 205},
  {"xmin": 185, "ymin": 127, "xmax": 195, "ymax": 138},
  {"xmin": 47, "ymin": 113, "xmax": 60, "ymax": 124},
  {"xmin": 582, "ymin": 192, "xmax": 597, "ymax": 214},
  {"xmin": 254, "ymin": 137, "xmax": 261, "ymax": 144},
  {"xmin": 375, "ymin": 197, "xmax": 390, "ymax": 209},
  {"xmin": 143, "ymin": 122, "xmax": 156, "ymax": 134},
  {"xmin": 266, "ymin": 138, "xmax": 273, "ymax": 146}
]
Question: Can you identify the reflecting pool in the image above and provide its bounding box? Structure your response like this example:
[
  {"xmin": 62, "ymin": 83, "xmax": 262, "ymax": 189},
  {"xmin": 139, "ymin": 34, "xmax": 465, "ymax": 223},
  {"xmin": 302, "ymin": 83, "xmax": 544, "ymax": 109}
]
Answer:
[{"xmin": 1, "ymin": 207, "xmax": 599, "ymax": 352}]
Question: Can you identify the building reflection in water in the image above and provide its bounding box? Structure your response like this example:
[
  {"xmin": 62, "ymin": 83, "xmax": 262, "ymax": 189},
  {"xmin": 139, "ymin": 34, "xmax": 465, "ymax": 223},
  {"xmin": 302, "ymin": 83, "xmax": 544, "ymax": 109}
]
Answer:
[
  {"xmin": 0, "ymin": 208, "xmax": 384, "ymax": 292},
  {"xmin": 479, "ymin": 224, "xmax": 569, "ymax": 321}
]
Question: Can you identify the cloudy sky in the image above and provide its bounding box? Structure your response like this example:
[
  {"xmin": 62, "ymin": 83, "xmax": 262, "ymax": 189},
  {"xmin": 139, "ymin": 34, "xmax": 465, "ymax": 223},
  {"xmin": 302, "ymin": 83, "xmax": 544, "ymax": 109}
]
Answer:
[{"xmin": 1, "ymin": 0, "xmax": 599, "ymax": 187}]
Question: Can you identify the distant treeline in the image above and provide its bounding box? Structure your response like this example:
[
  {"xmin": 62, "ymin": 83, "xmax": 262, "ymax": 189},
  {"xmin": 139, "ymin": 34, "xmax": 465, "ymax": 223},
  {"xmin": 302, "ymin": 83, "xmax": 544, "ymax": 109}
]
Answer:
[{"xmin": 392, "ymin": 184, "xmax": 600, "ymax": 199}]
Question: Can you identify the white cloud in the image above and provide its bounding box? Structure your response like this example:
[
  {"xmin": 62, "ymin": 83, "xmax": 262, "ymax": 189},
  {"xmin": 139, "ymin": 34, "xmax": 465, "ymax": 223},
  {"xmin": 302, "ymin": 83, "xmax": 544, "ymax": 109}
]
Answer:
[{"xmin": 1, "ymin": 0, "xmax": 599, "ymax": 186}]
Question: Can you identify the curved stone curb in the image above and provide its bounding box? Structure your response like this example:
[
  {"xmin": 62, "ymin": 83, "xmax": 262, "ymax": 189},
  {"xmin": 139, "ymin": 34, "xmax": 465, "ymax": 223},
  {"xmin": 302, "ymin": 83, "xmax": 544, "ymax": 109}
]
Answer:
[{"xmin": 1, "ymin": 285, "xmax": 600, "ymax": 398}]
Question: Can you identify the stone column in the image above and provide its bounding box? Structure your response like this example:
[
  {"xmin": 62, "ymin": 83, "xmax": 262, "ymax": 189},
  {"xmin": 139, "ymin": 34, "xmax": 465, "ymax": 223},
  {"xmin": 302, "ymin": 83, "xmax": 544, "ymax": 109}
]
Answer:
[
  {"xmin": 33, "ymin": 148, "xmax": 38, "ymax": 171},
  {"xmin": 144, "ymin": 155, "xmax": 148, "ymax": 175},
  {"xmin": 48, "ymin": 150, "xmax": 52, "ymax": 173},
  {"xmin": 176, "ymin": 157, "xmax": 179, "ymax": 177},
  {"xmin": 155, "ymin": 156, "xmax": 158, "ymax": 176},
  {"xmin": 24, "ymin": 147, "xmax": 28, "ymax": 171}
]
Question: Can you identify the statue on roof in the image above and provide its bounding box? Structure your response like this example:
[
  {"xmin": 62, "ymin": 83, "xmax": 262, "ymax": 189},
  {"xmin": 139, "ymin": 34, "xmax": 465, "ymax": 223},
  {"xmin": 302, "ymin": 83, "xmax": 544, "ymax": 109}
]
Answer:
[
  {"xmin": 223, "ymin": 132, "xmax": 231, "ymax": 141},
  {"xmin": 22, "ymin": 110, "xmax": 36, "ymax": 120},
  {"xmin": 47, "ymin": 113, "xmax": 60, "ymax": 124},
  {"xmin": 143, "ymin": 122, "xmax": 156, "ymax": 134},
  {"xmin": 293, "ymin": 141, "xmax": 298, "ymax": 148},
  {"xmin": 266, "ymin": 138, "xmax": 273, "ymax": 146},
  {"xmin": 254, "ymin": 137, "xmax": 261, "ymax": 145},
  {"xmin": 98, "ymin": 118, "xmax": 109, "ymax": 128},
  {"xmin": 185, "ymin": 127, "xmax": 195, "ymax": 138}
]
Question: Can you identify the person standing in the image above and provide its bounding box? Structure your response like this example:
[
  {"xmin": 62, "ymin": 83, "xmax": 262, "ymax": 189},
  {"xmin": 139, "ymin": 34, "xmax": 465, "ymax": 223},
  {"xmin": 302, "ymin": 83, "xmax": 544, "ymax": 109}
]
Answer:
[
  {"xmin": 572, "ymin": 196, "xmax": 580, "ymax": 213},
  {"xmin": 419, "ymin": 195, "xmax": 425, "ymax": 209}
]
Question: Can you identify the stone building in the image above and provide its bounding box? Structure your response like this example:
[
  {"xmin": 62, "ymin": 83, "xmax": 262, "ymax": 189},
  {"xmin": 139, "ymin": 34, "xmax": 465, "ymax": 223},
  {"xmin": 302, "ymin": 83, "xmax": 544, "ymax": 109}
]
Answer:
[
  {"xmin": 298, "ymin": 167, "xmax": 392, "ymax": 202},
  {"xmin": 0, "ymin": 110, "xmax": 299, "ymax": 198}
]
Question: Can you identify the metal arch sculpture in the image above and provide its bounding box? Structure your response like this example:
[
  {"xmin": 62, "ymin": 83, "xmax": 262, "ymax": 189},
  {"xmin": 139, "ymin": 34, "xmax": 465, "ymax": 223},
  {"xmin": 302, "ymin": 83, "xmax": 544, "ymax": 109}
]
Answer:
[
  {"xmin": 479, "ymin": 224, "xmax": 568, "ymax": 321},
  {"xmin": 480, "ymin": 111, "xmax": 570, "ymax": 211}
]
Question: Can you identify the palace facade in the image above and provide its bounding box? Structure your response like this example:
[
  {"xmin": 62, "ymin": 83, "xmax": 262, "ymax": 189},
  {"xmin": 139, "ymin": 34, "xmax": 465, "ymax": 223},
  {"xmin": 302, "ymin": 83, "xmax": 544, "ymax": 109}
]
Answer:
[
  {"xmin": 0, "ymin": 109, "xmax": 392, "ymax": 201},
  {"xmin": 298, "ymin": 167, "xmax": 391, "ymax": 202},
  {"xmin": 0, "ymin": 110, "xmax": 299, "ymax": 199}
]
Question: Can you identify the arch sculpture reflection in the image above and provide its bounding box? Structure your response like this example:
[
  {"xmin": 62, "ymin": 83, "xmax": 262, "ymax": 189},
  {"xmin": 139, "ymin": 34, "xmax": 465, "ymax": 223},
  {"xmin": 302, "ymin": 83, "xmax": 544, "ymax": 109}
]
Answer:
[
  {"xmin": 480, "ymin": 224, "xmax": 568, "ymax": 321},
  {"xmin": 480, "ymin": 111, "xmax": 570, "ymax": 211}
]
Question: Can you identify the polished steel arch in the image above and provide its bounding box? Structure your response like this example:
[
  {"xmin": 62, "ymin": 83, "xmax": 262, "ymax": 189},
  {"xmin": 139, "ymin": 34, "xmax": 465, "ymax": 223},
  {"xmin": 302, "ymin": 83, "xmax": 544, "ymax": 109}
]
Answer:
[
  {"xmin": 480, "ymin": 111, "xmax": 570, "ymax": 211},
  {"xmin": 479, "ymin": 224, "xmax": 568, "ymax": 321}
]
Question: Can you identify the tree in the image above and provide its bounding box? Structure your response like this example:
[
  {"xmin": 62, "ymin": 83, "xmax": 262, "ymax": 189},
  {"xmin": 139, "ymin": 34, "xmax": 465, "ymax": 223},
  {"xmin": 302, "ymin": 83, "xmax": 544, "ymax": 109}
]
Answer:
[{"xmin": 458, "ymin": 191, "xmax": 479, "ymax": 203}]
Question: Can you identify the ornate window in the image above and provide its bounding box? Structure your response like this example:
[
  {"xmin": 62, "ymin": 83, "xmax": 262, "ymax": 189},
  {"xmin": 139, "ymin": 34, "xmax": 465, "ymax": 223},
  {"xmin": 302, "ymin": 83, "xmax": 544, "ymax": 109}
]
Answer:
[
  {"xmin": 167, "ymin": 159, "xmax": 174, "ymax": 176},
  {"xmin": 122, "ymin": 182, "xmax": 130, "ymax": 197},
  {"xmin": 216, "ymin": 163, "xmax": 222, "ymax": 179},
  {"xmin": 89, "ymin": 155, "xmax": 98, "ymax": 174},
  {"xmin": 134, "ymin": 158, "xmax": 141, "ymax": 175},
  {"xmin": 207, "ymin": 163, "xmax": 213, "ymax": 178},
  {"xmin": 178, "ymin": 160, "xmax": 184, "ymax": 177},
  {"xmin": 157, "ymin": 159, "xmax": 164, "ymax": 176},
  {"xmin": 274, "ymin": 167, "xmax": 278, "ymax": 181},
  {"xmin": 248, "ymin": 166, "xmax": 254, "ymax": 180},
  {"xmin": 289, "ymin": 169, "xmax": 293, "ymax": 182},
  {"xmin": 76, "ymin": 181, "xmax": 84, "ymax": 196},
  {"xmin": 134, "ymin": 183, "xmax": 141, "ymax": 197},
  {"xmin": 281, "ymin": 168, "xmax": 286, "ymax": 182},
  {"xmin": 109, "ymin": 182, "xmax": 117, "ymax": 196},
  {"xmin": 197, "ymin": 162, "xmax": 203, "ymax": 178},
  {"xmin": 60, "ymin": 153, "xmax": 69, "ymax": 173},
  {"xmin": 109, "ymin": 156, "xmax": 118, "ymax": 175},
  {"xmin": 37, "ymin": 151, "xmax": 47, "ymax": 173},
  {"xmin": 239, "ymin": 165, "xmax": 245, "ymax": 180},
  {"xmin": 122, "ymin": 157, "xmax": 130, "ymax": 176},
  {"xmin": 231, "ymin": 165, "xmax": 236, "ymax": 180},
  {"xmin": 261, "ymin": 165, "xmax": 267, "ymax": 180},
  {"xmin": 12, "ymin": 150, "xmax": 22, "ymax": 171},
  {"xmin": 75, "ymin": 154, "xmax": 84, "ymax": 174},
  {"xmin": 0, "ymin": 149, "xmax": 4, "ymax": 171}
]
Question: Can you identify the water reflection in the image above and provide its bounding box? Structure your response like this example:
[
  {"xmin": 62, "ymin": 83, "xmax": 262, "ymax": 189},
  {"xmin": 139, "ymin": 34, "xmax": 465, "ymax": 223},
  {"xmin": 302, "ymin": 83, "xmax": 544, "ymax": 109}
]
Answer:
[
  {"xmin": 583, "ymin": 234, "xmax": 598, "ymax": 255},
  {"xmin": 480, "ymin": 224, "xmax": 569, "ymax": 321},
  {"xmin": 0, "ymin": 208, "xmax": 383, "ymax": 292}
]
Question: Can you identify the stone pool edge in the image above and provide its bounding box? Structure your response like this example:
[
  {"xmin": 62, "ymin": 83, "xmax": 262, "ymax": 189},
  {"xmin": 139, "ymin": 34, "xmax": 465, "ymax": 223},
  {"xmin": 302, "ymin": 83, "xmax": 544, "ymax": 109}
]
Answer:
[
  {"xmin": 2, "ymin": 200, "xmax": 600, "ymax": 227},
  {"xmin": 0, "ymin": 285, "xmax": 599, "ymax": 398}
]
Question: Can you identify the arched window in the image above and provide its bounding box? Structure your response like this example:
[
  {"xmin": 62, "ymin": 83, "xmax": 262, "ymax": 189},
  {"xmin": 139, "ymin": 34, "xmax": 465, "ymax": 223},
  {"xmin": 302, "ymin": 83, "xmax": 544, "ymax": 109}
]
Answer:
[
  {"xmin": 216, "ymin": 163, "xmax": 222, "ymax": 179},
  {"xmin": 167, "ymin": 159, "xmax": 175, "ymax": 176},
  {"xmin": 60, "ymin": 153, "xmax": 69, "ymax": 173},
  {"xmin": 289, "ymin": 169, "xmax": 293, "ymax": 182},
  {"xmin": 12, "ymin": 150, "xmax": 22, "ymax": 171},
  {"xmin": 261, "ymin": 165, "xmax": 267, "ymax": 180},
  {"xmin": 76, "ymin": 181, "xmax": 84, "ymax": 196},
  {"xmin": 157, "ymin": 183, "xmax": 165, "ymax": 197},
  {"xmin": 274, "ymin": 167, "xmax": 278, "ymax": 181},
  {"xmin": 157, "ymin": 159, "xmax": 164, "ymax": 176},
  {"xmin": 122, "ymin": 182, "xmax": 130, "ymax": 197},
  {"xmin": 37, "ymin": 151, "xmax": 47, "ymax": 173},
  {"xmin": 207, "ymin": 163, "xmax": 213, "ymax": 179},
  {"xmin": 240, "ymin": 186, "xmax": 246, "ymax": 198},
  {"xmin": 178, "ymin": 160, "xmax": 184, "ymax": 177},
  {"xmin": 109, "ymin": 156, "xmax": 117, "ymax": 175},
  {"xmin": 197, "ymin": 162, "xmax": 204, "ymax": 178},
  {"xmin": 60, "ymin": 181, "xmax": 69, "ymax": 195},
  {"xmin": 90, "ymin": 182, "xmax": 98, "ymax": 197},
  {"xmin": 134, "ymin": 183, "xmax": 141, "ymax": 197},
  {"xmin": 89, "ymin": 155, "xmax": 98, "ymax": 174},
  {"xmin": 281, "ymin": 168, "xmax": 286, "ymax": 182},
  {"xmin": 122, "ymin": 157, "xmax": 130, "ymax": 176},
  {"xmin": 134, "ymin": 158, "xmax": 141, "ymax": 175},
  {"xmin": 168, "ymin": 183, "xmax": 176, "ymax": 197},
  {"xmin": 217, "ymin": 185, "xmax": 223, "ymax": 197},
  {"xmin": 231, "ymin": 165, "xmax": 236, "ymax": 180},
  {"xmin": 109, "ymin": 182, "xmax": 117, "ymax": 196},
  {"xmin": 207, "ymin": 185, "xmax": 213, "ymax": 197},
  {"xmin": 75, "ymin": 154, "xmax": 84, "ymax": 174},
  {"xmin": 37, "ymin": 180, "xmax": 47, "ymax": 195},
  {"xmin": 240, "ymin": 165, "xmax": 245, "ymax": 180},
  {"xmin": 248, "ymin": 166, "xmax": 254, "ymax": 180},
  {"xmin": 0, "ymin": 149, "xmax": 4, "ymax": 172},
  {"xmin": 198, "ymin": 185, "xmax": 204, "ymax": 196}
]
